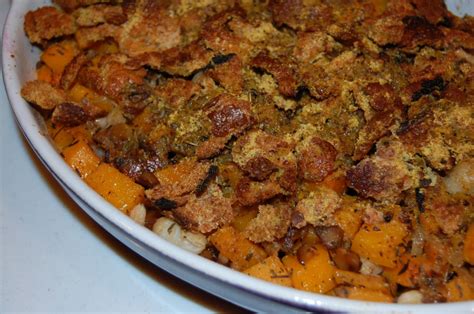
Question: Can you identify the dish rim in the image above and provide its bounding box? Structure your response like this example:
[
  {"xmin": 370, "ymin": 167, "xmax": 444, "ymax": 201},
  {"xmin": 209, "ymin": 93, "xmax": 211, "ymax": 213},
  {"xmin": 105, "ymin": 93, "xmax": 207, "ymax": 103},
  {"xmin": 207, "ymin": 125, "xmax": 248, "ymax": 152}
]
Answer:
[{"xmin": 3, "ymin": 1, "xmax": 474, "ymax": 312}]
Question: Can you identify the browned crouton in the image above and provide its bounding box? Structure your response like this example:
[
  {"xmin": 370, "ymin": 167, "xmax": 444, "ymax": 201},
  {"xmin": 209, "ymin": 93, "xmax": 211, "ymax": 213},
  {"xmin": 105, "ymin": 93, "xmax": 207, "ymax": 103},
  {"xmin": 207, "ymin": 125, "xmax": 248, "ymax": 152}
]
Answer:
[
  {"xmin": 73, "ymin": 4, "xmax": 126, "ymax": 27},
  {"xmin": 21, "ymin": 80, "xmax": 66, "ymax": 110},
  {"xmin": 60, "ymin": 53, "xmax": 90, "ymax": 90},
  {"xmin": 242, "ymin": 156, "xmax": 277, "ymax": 182},
  {"xmin": 232, "ymin": 130, "xmax": 296, "ymax": 173},
  {"xmin": 296, "ymin": 137, "xmax": 338, "ymax": 182},
  {"xmin": 118, "ymin": 0, "xmax": 181, "ymax": 57},
  {"xmin": 24, "ymin": 6, "xmax": 77, "ymax": 44},
  {"xmin": 173, "ymin": 184, "xmax": 234, "ymax": 233},
  {"xmin": 207, "ymin": 55, "xmax": 244, "ymax": 93},
  {"xmin": 77, "ymin": 54, "xmax": 148, "ymax": 112},
  {"xmin": 232, "ymin": 130, "xmax": 297, "ymax": 194},
  {"xmin": 293, "ymin": 31, "xmax": 340, "ymax": 63},
  {"xmin": 244, "ymin": 204, "xmax": 291, "ymax": 243},
  {"xmin": 196, "ymin": 137, "xmax": 228, "ymax": 160},
  {"xmin": 146, "ymin": 161, "xmax": 211, "ymax": 206},
  {"xmin": 236, "ymin": 178, "xmax": 282, "ymax": 207},
  {"xmin": 294, "ymin": 187, "xmax": 341, "ymax": 228},
  {"xmin": 201, "ymin": 8, "xmax": 253, "ymax": 60},
  {"xmin": 52, "ymin": 102, "xmax": 89, "ymax": 126},
  {"xmin": 206, "ymin": 94, "xmax": 253, "ymax": 138},
  {"xmin": 250, "ymin": 52, "xmax": 298, "ymax": 97},
  {"xmin": 53, "ymin": 0, "xmax": 119, "ymax": 13},
  {"xmin": 75, "ymin": 23, "xmax": 121, "ymax": 49},
  {"xmin": 347, "ymin": 142, "xmax": 417, "ymax": 202},
  {"xmin": 154, "ymin": 79, "xmax": 201, "ymax": 108},
  {"xmin": 131, "ymin": 41, "xmax": 213, "ymax": 76}
]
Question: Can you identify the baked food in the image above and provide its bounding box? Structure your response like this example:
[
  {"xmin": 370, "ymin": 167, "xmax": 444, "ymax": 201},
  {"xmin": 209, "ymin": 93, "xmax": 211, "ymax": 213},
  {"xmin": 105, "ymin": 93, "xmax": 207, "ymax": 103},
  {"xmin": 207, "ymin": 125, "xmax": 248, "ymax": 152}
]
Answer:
[{"xmin": 21, "ymin": 0, "xmax": 474, "ymax": 303}]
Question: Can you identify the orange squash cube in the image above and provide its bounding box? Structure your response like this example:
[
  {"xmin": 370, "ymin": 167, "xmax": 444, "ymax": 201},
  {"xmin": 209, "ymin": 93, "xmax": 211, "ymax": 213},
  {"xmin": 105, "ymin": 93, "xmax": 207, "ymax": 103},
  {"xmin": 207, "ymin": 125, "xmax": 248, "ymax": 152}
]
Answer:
[
  {"xmin": 464, "ymin": 224, "xmax": 474, "ymax": 265},
  {"xmin": 63, "ymin": 140, "xmax": 100, "ymax": 178},
  {"xmin": 209, "ymin": 226, "xmax": 267, "ymax": 270},
  {"xmin": 41, "ymin": 41, "xmax": 77, "ymax": 75},
  {"xmin": 36, "ymin": 65, "xmax": 53, "ymax": 83},
  {"xmin": 85, "ymin": 163, "xmax": 144, "ymax": 213},
  {"xmin": 337, "ymin": 286, "xmax": 394, "ymax": 302},
  {"xmin": 244, "ymin": 255, "xmax": 292, "ymax": 287},
  {"xmin": 282, "ymin": 245, "xmax": 336, "ymax": 294},
  {"xmin": 352, "ymin": 220, "xmax": 407, "ymax": 268}
]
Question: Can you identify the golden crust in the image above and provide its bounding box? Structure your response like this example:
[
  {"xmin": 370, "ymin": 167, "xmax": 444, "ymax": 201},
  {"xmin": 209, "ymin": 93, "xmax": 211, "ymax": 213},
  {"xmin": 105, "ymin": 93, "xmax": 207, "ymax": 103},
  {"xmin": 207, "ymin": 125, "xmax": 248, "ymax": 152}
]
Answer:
[
  {"xmin": 21, "ymin": 1, "xmax": 474, "ymax": 302},
  {"xmin": 250, "ymin": 52, "xmax": 298, "ymax": 97}
]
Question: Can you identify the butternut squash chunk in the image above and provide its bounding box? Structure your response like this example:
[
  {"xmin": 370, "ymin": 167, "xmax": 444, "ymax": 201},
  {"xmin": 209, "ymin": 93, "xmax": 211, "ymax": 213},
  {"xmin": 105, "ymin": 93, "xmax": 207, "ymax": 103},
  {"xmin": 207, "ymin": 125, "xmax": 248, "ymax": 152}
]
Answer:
[
  {"xmin": 219, "ymin": 162, "xmax": 243, "ymax": 193},
  {"xmin": 85, "ymin": 163, "xmax": 144, "ymax": 213},
  {"xmin": 51, "ymin": 128, "xmax": 75, "ymax": 152},
  {"xmin": 322, "ymin": 172, "xmax": 347, "ymax": 194},
  {"xmin": 334, "ymin": 199, "xmax": 363, "ymax": 239},
  {"xmin": 69, "ymin": 84, "xmax": 114, "ymax": 112},
  {"xmin": 49, "ymin": 124, "xmax": 90, "ymax": 152},
  {"xmin": 154, "ymin": 158, "xmax": 197, "ymax": 187},
  {"xmin": 464, "ymin": 223, "xmax": 474, "ymax": 265},
  {"xmin": 68, "ymin": 83, "xmax": 95, "ymax": 103},
  {"xmin": 244, "ymin": 255, "xmax": 292, "ymax": 287},
  {"xmin": 282, "ymin": 245, "xmax": 336, "ymax": 293},
  {"xmin": 63, "ymin": 140, "xmax": 100, "ymax": 178},
  {"xmin": 334, "ymin": 269, "xmax": 391, "ymax": 293},
  {"xmin": 209, "ymin": 226, "xmax": 267, "ymax": 270},
  {"xmin": 337, "ymin": 286, "xmax": 394, "ymax": 302},
  {"xmin": 396, "ymin": 255, "xmax": 425, "ymax": 288},
  {"xmin": 446, "ymin": 269, "xmax": 474, "ymax": 301},
  {"xmin": 351, "ymin": 220, "xmax": 407, "ymax": 268},
  {"xmin": 41, "ymin": 41, "xmax": 77, "ymax": 75},
  {"xmin": 36, "ymin": 64, "xmax": 53, "ymax": 83}
]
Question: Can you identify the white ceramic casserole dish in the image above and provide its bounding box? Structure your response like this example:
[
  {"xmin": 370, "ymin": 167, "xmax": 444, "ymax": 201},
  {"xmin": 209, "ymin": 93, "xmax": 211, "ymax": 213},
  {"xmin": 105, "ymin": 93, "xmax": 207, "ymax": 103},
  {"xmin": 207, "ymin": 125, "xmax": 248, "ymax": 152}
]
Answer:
[{"xmin": 3, "ymin": 1, "xmax": 474, "ymax": 312}]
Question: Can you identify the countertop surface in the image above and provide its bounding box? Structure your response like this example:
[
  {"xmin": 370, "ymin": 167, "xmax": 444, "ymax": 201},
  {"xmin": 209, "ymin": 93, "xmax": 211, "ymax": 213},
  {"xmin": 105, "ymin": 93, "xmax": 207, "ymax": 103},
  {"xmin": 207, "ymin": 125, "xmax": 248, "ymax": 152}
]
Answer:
[{"xmin": 0, "ymin": 1, "xmax": 244, "ymax": 312}]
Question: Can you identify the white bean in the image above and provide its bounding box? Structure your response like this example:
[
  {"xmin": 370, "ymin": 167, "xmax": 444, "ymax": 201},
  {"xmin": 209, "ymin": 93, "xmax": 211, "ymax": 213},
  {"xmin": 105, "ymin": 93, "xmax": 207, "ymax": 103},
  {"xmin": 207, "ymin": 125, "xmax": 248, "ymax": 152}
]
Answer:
[
  {"xmin": 153, "ymin": 217, "xmax": 207, "ymax": 254},
  {"xmin": 397, "ymin": 290, "xmax": 423, "ymax": 304},
  {"xmin": 443, "ymin": 159, "xmax": 474, "ymax": 196},
  {"xmin": 129, "ymin": 203, "xmax": 146, "ymax": 225}
]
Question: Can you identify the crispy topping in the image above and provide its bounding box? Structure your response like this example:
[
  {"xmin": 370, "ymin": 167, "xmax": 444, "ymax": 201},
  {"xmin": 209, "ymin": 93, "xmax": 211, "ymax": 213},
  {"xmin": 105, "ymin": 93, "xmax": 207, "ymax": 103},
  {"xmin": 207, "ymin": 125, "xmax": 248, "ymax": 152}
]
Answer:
[
  {"xmin": 173, "ymin": 184, "xmax": 233, "ymax": 234},
  {"xmin": 24, "ymin": 7, "xmax": 77, "ymax": 44},
  {"xmin": 21, "ymin": 80, "xmax": 67, "ymax": 110},
  {"xmin": 21, "ymin": 0, "xmax": 474, "ymax": 303},
  {"xmin": 297, "ymin": 137, "xmax": 338, "ymax": 182},
  {"xmin": 206, "ymin": 94, "xmax": 253, "ymax": 137},
  {"xmin": 52, "ymin": 102, "xmax": 89, "ymax": 126},
  {"xmin": 244, "ymin": 204, "xmax": 291, "ymax": 243}
]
